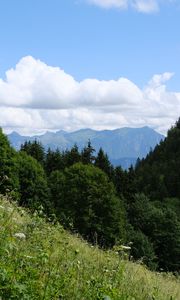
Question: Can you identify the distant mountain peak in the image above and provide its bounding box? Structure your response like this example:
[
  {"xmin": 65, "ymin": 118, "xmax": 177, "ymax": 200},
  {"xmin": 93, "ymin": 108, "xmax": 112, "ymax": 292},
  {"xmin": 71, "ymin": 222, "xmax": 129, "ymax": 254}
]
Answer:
[
  {"xmin": 9, "ymin": 131, "xmax": 21, "ymax": 137},
  {"xmin": 7, "ymin": 126, "xmax": 164, "ymax": 169}
]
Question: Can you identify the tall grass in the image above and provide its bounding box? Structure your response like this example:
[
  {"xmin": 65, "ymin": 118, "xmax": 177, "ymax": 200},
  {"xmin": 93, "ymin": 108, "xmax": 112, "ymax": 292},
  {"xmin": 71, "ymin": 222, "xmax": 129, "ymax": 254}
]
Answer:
[{"xmin": 0, "ymin": 195, "xmax": 179, "ymax": 300}]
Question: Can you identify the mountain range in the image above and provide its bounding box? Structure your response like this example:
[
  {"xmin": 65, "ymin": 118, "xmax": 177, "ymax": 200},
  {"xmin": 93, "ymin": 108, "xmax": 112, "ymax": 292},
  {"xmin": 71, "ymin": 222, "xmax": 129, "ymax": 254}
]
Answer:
[{"xmin": 7, "ymin": 127, "xmax": 164, "ymax": 169}]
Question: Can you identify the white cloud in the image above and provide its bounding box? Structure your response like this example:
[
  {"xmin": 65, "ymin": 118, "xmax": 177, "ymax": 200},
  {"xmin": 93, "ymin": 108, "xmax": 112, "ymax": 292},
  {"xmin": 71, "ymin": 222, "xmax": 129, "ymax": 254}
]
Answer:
[
  {"xmin": 85, "ymin": 0, "xmax": 159, "ymax": 13},
  {"xmin": 148, "ymin": 72, "xmax": 174, "ymax": 88},
  {"xmin": 131, "ymin": 0, "xmax": 159, "ymax": 13},
  {"xmin": 0, "ymin": 56, "xmax": 78, "ymax": 109},
  {"xmin": 86, "ymin": 0, "xmax": 176, "ymax": 13},
  {"xmin": 0, "ymin": 56, "xmax": 180, "ymax": 135},
  {"xmin": 87, "ymin": 0, "xmax": 128, "ymax": 9},
  {"xmin": 0, "ymin": 56, "xmax": 143, "ymax": 110}
]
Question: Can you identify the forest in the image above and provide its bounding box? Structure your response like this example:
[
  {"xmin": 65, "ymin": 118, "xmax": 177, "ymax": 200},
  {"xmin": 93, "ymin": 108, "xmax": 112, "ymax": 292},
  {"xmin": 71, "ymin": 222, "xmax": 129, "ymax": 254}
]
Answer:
[{"xmin": 0, "ymin": 119, "xmax": 180, "ymax": 273}]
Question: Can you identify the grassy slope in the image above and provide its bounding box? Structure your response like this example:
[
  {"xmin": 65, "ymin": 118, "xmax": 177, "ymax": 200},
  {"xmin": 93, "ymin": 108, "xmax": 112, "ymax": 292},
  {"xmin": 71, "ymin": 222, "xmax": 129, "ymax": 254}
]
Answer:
[{"xmin": 0, "ymin": 196, "xmax": 179, "ymax": 300}]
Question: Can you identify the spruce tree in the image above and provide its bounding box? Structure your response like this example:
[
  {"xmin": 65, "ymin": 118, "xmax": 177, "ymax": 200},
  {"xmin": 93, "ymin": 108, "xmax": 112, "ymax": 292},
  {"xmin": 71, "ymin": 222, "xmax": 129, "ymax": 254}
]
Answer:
[
  {"xmin": 94, "ymin": 147, "xmax": 113, "ymax": 178},
  {"xmin": 81, "ymin": 140, "xmax": 95, "ymax": 164}
]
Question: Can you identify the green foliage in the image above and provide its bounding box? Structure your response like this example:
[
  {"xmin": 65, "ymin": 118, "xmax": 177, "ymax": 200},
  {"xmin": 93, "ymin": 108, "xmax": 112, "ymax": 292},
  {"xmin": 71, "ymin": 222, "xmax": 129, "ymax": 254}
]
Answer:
[
  {"xmin": 50, "ymin": 163, "xmax": 126, "ymax": 247},
  {"xmin": 1, "ymin": 123, "xmax": 180, "ymax": 273},
  {"xmin": 149, "ymin": 206, "xmax": 180, "ymax": 272},
  {"xmin": 135, "ymin": 120, "xmax": 180, "ymax": 199},
  {"xmin": 81, "ymin": 140, "xmax": 95, "ymax": 164},
  {"xmin": 20, "ymin": 140, "xmax": 45, "ymax": 165},
  {"xmin": 0, "ymin": 128, "xmax": 19, "ymax": 198},
  {"xmin": 0, "ymin": 196, "xmax": 179, "ymax": 300},
  {"xmin": 45, "ymin": 148, "xmax": 64, "ymax": 175},
  {"xmin": 63, "ymin": 144, "xmax": 81, "ymax": 167},
  {"xmin": 17, "ymin": 151, "xmax": 50, "ymax": 212},
  {"xmin": 129, "ymin": 229, "xmax": 157, "ymax": 270},
  {"xmin": 131, "ymin": 119, "xmax": 180, "ymax": 271},
  {"xmin": 49, "ymin": 170, "xmax": 65, "ymax": 210},
  {"xmin": 95, "ymin": 147, "xmax": 113, "ymax": 178},
  {"xmin": 128, "ymin": 194, "xmax": 180, "ymax": 271},
  {"xmin": 113, "ymin": 166, "xmax": 136, "ymax": 201},
  {"xmin": 163, "ymin": 198, "xmax": 180, "ymax": 220}
]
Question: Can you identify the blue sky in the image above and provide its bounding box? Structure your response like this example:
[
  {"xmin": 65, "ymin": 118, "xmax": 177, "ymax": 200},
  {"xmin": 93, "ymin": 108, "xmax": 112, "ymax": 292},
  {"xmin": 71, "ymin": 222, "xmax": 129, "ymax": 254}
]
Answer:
[{"xmin": 0, "ymin": 0, "xmax": 180, "ymax": 135}]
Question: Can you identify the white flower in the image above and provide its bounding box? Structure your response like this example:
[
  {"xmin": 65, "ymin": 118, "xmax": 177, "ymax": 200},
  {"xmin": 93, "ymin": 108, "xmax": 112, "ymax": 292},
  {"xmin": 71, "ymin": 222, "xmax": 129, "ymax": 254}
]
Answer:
[
  {"xmin": 24, "ymin": 255, "xmax": 33, "ymax": 259},
  {"xmin": 120, "ymin": 245, "xmax": 131, "ymax": 250},
  {"xmin": 14, "ymin": 232, "xmax": 26, "ymax": 239}
]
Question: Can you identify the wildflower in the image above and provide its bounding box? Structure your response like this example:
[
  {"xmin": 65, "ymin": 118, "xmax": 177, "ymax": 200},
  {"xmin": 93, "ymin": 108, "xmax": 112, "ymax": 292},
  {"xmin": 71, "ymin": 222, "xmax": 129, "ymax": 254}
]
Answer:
[
  {"xmin": 14, "ymin": 232, "xmax": 26, "ymax": 239},
  {"xmin": 24, "ymin": 255, "xmax": 33, "ymax": 259},
  {"xmin": 120, "ymin": 245, "xmax": 131, "ymax": 250},
  {"xmin": 113, "ymin": 244, "xmax": 131, "ymax": 253}
]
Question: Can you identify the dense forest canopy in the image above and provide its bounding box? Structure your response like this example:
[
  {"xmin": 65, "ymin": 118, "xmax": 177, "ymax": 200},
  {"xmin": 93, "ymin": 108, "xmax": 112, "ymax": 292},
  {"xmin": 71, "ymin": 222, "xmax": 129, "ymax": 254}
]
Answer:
[{"xmin": 0, "ymin": 119, "xmax": 180, "ymax": 272}]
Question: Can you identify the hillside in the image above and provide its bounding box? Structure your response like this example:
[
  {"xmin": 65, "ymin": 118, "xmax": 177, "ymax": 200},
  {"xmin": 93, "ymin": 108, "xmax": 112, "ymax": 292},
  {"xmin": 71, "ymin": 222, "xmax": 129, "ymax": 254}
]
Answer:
[
  {"xmin": 8, "ymin": 127, "xmax": 164, "ymax": 168},
  {"xmin": 0, "ymin": 195, "xmax": 179, "ymax": 300},
  {"xmin": 135, "ymin": 118, "xmax": 180, "ymax": 200},
  {"xmin": 1, "ymin": 125, "xmax": 180, "ymax": 273}
]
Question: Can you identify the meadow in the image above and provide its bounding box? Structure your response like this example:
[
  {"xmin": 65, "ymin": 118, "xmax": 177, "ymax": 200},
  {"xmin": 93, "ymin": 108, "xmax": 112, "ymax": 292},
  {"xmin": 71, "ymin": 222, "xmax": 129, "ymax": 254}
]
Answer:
[{"xmin": 0, "ymin": 195, "xmax": 179, "ymax": 300}]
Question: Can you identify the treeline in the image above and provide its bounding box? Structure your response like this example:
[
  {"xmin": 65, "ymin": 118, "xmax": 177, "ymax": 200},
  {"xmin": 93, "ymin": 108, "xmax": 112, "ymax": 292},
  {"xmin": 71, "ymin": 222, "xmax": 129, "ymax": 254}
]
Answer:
[{"xmin": 0, "ymin": 120, "xmax": 180, "ymax": 273}]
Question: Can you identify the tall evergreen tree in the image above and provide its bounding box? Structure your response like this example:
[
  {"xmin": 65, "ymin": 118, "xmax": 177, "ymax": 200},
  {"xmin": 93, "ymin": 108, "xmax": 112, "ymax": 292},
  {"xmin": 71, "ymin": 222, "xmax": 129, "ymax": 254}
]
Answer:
[
  {"xmin": 94, "ymin": 147, "xmax": 113, "ymax": 178},
  {"xmin": 135, "ymin": 117, "xmax": 180, "ymax": 199},
  {"xmin": 45, "ymin": 148, "xmax": 64, "ymax": 176},
  {"xmin": 20, "ymin": 140, "xmax": 45, "ymax": 165},
  {"xmin": 63, "ymin": 144, "xmax": 81, "ymax": 167},
  {"xmin": 81, "ymin": 140, "xmax": 95, "ymax": 164}
]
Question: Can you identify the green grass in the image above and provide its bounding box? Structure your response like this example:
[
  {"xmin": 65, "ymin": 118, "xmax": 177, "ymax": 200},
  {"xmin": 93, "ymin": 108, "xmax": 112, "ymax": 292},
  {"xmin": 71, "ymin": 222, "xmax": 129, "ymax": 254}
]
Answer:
[{"xmin": 0, "ymin": 195, "xmax": 179, "ymax": 300}]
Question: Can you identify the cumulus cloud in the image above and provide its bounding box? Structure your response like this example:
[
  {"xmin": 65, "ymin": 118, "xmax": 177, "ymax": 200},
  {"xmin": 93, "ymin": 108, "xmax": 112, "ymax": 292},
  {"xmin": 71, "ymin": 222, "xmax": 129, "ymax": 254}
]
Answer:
[
  {"xmin": 0, "ymin": 56, "xmax": 143, "ymax": 110},
  {"xmin": 0, "ymin": 56, "xmax": 180, "ymax": 135}
]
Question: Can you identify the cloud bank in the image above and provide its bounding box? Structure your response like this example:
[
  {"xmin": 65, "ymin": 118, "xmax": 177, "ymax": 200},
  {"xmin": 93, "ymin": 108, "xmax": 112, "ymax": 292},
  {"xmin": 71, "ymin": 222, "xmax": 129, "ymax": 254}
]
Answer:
[{"xmin": 0, "ymin": 56, "xmax": 180, "ymax": 135}]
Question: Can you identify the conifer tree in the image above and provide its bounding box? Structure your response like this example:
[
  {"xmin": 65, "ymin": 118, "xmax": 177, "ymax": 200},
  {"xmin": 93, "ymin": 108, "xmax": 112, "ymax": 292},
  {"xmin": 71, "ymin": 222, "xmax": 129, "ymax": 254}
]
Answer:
[
  {"xmin": 20, "ymin": 140, "xmax": 45, "ymax": 165},
  {"xmin": 81, "ymin": 140, "xmax": 95, "ymax": 164},
  {"xmin": 63, "ymin": 144, "xmax": 81, "ymax": 167},
  {"xmin": 94, "ymin": 147, "xmax": 113, "ymax": 178},
  {"xmin": 45, "ymin": 148, "xmax": 64, "ymax": 176}
]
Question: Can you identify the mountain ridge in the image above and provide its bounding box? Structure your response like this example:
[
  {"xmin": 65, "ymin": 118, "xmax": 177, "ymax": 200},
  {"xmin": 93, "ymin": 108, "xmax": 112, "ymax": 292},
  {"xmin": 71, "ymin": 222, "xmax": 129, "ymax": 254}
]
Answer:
[{"xmin": 7, "ymin": 126, "xmax": 164, "ymax": 168}]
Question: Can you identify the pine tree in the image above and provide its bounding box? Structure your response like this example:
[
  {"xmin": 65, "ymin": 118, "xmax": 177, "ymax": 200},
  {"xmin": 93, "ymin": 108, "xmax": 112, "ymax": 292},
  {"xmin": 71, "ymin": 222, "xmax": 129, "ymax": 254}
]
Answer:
[
  {"xmin": 45, "ymin": 148, "xmax": 64, "ymax": 176},
  {"xmin": 20, "ymin": 140, "xmax": 45, "ymax": 165},
  {"xmin": 81, "ymin": 140, "xmax": 95, "ymax": 164},
  {"xmin": 63, "ymin": 144, "xmax": 81, "ymax": 167},
  {"xmin": 94, "ymin": 147, "xmax": 113, "ymax": 178}
]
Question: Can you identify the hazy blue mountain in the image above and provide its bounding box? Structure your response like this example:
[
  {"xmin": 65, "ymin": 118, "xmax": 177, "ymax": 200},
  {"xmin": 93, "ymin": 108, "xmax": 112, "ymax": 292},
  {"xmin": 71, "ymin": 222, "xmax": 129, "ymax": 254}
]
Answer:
[
  {"xmin": 7, "ymin": 127, "xmax": 164, "ymax": 169},
  {"xmin": 111, "ymin": 157, "xmax": 138, "ymax": 169}
]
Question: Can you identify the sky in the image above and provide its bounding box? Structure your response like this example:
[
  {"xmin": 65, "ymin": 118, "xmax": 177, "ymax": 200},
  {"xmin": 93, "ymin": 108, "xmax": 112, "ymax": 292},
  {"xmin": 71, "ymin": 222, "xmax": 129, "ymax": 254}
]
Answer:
[{"xmin": 0, "ymin": 0, "xmax": 180, "ymax": 135}]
